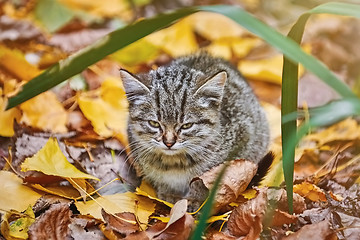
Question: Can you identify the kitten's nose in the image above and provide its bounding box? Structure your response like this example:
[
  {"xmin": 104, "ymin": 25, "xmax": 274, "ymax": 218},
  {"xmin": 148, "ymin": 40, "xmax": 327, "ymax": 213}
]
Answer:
[{"xmin": 163, "ymin": 139, "xmax": 176, "ymax": 148}]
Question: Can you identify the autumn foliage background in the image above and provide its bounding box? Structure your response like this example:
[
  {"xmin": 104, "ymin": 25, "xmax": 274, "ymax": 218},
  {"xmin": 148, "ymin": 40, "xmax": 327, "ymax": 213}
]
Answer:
[{"xmin": 1, "ymin": 0, "xmax": 360, "ymax": 239}]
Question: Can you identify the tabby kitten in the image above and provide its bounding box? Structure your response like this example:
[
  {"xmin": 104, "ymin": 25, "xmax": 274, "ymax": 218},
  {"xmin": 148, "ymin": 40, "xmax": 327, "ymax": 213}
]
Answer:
[{"xmin": 120, "ymin": 53, "xmax": 269, "ymax": 202}]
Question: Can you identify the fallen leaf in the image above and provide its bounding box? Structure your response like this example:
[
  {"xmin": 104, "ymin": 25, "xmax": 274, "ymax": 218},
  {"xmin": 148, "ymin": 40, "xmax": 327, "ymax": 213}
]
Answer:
[
  {"xmin": 60, "ymin": 0, "xmax": 131, "ymax": 19},
  {"xmin": 0, "ymin": 15, "xmax": 44, "ymax": 42},
  {"xmin": 78, "ymin": 78, "xmax": 129, "ymax": 146},
  {"xmin": 0, "ymin": 97, "xmax": 21, "ymax": 137},
  {"xmin": 304, "ymin": 118, "xmax": 360, "ymax": 146},
  {"xmin": 28, "ymin": 203, "xmax": 72, "ymax": 239},
  {"xmin": 0, "ymin": 171, "xmax": 41, "ymax": 212},
  {"xmin": 0, "ymin": 45, "xmax": 40, "ymax": 81},
  {"xmin": 50, "ymin": 28, "xmax": 112, "ymax": 53},
  {"xmin": 136, "ymin": 183, "xmax": 174, "ymax": 208},
  {"xmin": 282, "ymin": 220, "xmax": 336, "ymax": 240},
  {"xmin": 151, "ymin": 199, "xmax": 188, "ymax": 237},
  {"xmin": 21, "ymin": 137, "xmax": 99, "ymax": 180},
  {"xmin": 206, "ymin": 231, "xmax": 237, "ymax": 240},
  {"xmin": 20, "ymin": 91, "xmax": 68, "ymax": 133},
  {"xmin": 101, "ymin": 210, "xmax": 140, "ymax": 237},
  {"xmin": 189, "ymin": 159, "xmax": 258, "ymax": 212},
  {"xmin": 110, "ymin": 38, "xmax": 159, "ymax": 66},
  {"xmin": 271, "ymin": 209, "xmax": 298, "ymax": 227},
  {"xmin": 146, "ymin": 18, "xmax": 197, "ymax": 57},
  {"xmin": 0, "ymin": 205, "xmax": 35, "ymax": 240},
  {"xmin": 227, "ymin": 188, "xmax": 267, "ymax": 239},
  {"xmin": 191, "ymin": 12, "xmax": 246, "ymax": 40},
  {"xmin": 69, "ymin": 215, "xmax": 104, "ymax": 239},
  {"xmin": 294, "ymin": 181, "xmax": 327, "ymax": 202},
  {"xmin": 75, "ymin": 192, "xmax": 155, "ymax": 229},
  {"xmin": 30, "ymin": 183, "xmax": 83, "ymax": 199}
]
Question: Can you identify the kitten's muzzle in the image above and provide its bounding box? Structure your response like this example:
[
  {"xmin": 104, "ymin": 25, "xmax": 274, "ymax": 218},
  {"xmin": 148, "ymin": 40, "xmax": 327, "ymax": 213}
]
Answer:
[{"xmin": 163, "ymin": 138, "xmax": 176, "ymax": 148}]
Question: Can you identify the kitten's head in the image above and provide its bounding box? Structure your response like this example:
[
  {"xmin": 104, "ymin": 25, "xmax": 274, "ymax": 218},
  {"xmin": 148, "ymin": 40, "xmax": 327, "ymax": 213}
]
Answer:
[{"xmin": 120, "ymin": 65, "xmax": 227, "ymax": 167}]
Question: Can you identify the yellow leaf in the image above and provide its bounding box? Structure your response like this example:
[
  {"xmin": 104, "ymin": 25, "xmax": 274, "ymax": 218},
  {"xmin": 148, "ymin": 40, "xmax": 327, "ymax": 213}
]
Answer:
[
  {"xmin": 241, "ymin": 189, "xmax": 258, "ymax": 200},
  {"xmin": 0, "ymin": 45, "xmax": 40, "ymax": 81},
  {"xmin": 30, "ymin": 183, "xmax": 82, "ymax": 199},
  {"xmin": 263, "ymin": 102, "xmax": 281, "ymax": 141},
  {"xmin": 135, "ymin": 187, "xmax": 174, "ymax": 208},
  {"xmin": 20, "ymin": 91, "xmax": 68, "ymax": 133},
  {"xmin": 21, "ymin": 137, "xmax": 99, "ymax": 180},
  {"xmin": 231, "ymin": 38, "xmax": 262, "ymax": 58},
  {"xmin": 0, "ymin": 171, "xmax": 41, "ymax": 212},
  {"xmin": 0, "ymin": 97, "xmax": 21, "ymax": 137},
  {"xmin": 75, "ymin": 192, "xmax": 155, "ymax": 228},
  {"xmin": 205, "ymin": 39, "xmax": 232, "ymax": 60},
  {"xmin": 304, "ymin": 118, "xmax": 360, "ymax": 146},
  {"xmin": 146, "ymin": 18, "xmax": 197, "ymax": 57},
  {"xmin": 238, "ymin": 55, "xmax": 305, "ymax": 84},
  {"xmin": 238, "ymin": 55, "xmax": 284, "ymax": 84},
  {"xmin": 0, "ymin": 205, "xmax": 35, "ymax": 240},
  {"xmin": 139, "ymin": 180, "xmax": 156, "ymax": 198},
  {"xmin": 60, "ymin": 0, "xmax": 131, "ymax": 19},
  {"xmin": 111, "ymin": 38, "xmax": 159, "ymax": 66},
  {"xmin": 293, "ymin": 182, "xmax": 326, "ymax": 202},
  {"xmin": 78, "ymin": 78, "xmax": 129, "ymax": 146},
  {"xmin": 190, "ymin": 12, "xmax": 246, "ymax": 40}
]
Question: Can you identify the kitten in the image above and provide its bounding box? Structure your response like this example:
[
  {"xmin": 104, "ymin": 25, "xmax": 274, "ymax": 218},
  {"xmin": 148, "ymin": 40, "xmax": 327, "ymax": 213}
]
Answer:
[{"xmin": 120, "ymin": 53, "xmax": 270, "ymax": 203}]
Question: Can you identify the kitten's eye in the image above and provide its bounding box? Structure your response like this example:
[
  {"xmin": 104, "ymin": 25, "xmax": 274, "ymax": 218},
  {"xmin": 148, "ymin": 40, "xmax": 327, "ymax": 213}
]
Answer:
[
  {"xmin": 181, "ymin": 123, "xmax": 193, "ymax": 130},
  {"xmin": 148, "ymin": 120, "xmax": 160, "ymax": 128}
]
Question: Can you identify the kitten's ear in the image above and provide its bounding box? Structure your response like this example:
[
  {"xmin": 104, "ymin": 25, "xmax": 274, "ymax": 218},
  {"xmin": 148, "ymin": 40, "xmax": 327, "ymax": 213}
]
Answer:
[
  {"xmin": 120, "ymin": 69, "xmax": 150, "ymax": 96},
  {"xmin": 195, "ymin": 71, "xmax": 227, "ymax": 106}
]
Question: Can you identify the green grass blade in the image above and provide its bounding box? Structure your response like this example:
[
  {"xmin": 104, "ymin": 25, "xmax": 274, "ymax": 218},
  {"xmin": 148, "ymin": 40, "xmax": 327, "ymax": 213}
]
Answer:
[
  {"xmin": 281, "ymin": 2, "xmax": 360, "ymax": 213},
  {"xmin": 6, "ymin": 4, "xmax": 356, "ymax": 110},
  {"xmin": 190, "ymin": 163, "xmax": 228, "ymax": 240}
]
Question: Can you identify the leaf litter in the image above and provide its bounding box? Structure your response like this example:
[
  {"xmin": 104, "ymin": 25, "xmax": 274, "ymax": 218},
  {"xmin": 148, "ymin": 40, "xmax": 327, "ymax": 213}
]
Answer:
[{"xmin": 1, "ymin": 0, "xmax": 360, "ymax": 239}]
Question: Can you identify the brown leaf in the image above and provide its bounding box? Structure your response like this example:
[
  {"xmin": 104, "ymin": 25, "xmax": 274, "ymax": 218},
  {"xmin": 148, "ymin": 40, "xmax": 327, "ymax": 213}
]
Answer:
[
  {"xmin": 206, "ymin": 231, "xmax": 237, "ymax": 240},
  {"xmin": 271, "ymin": 209, "xmax": 298, "ymax": 227},
  {"xmin": 149, "ymin": 199, "xmax": 188, "ymax": 238},
  {"xmin": 0, "ymin": 15, "xmax": 45, "ymax": 42},
  {"xmin": 189, "ymin": 159, "xmax": 257, "ymax": 212},
  {"xmin": 227, "ymin": 188, "xmax": 267, "ymax": 238},
  {"xmin": 282, "ymin": 220, "xmax": 336, "ymax": 240},
  {"xmin": 69, "ymin": 215, "xmax": 105, "ymax": 239},
  {"xmin": 267, "ymin": 188, "xmax": 306, "ymax": 214},
  {"xmin": 150, "ymin": 214, "xmax": 194, "ymax": 240},
  {"xmin": 102, "ymin": 210, "xmax": 140, "ymax": 236},
  {"xmin": 28, "ymin": 203, "xmax": 72, "ymax": 239}
]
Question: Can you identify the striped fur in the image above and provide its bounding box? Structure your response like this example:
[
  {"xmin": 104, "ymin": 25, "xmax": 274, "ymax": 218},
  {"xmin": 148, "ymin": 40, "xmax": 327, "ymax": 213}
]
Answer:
[{"xmin": 120, "ymin": 53, "xmax": 270, "ymax": 200}]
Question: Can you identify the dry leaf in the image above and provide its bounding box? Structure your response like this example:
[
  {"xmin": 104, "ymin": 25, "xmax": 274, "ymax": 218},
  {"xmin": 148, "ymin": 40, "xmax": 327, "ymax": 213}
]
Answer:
[
  {"xmin": 75, "ymin": 192, "xmax": 155, "ymax": 229},
  {"xmin": 0, "ymin": 171, "xmax": 41, "ymax": 212},
  {"xmin": 21, "ymin": 137, "xmax": 99, "ymax": 180},
  {"xmin": 0, "ymin": 205, "xmax": 35, "ymax": 240},
  {"xmin": 0, "ymin": 97, "xmax": 21, "ymax": 137},
  {"xmin": 294, "ymin": 181, "xmax": 327, "ymax": 202},
  {"xmin": 69, "ymin": 215, "xmax": 104, "ymax": 239},
  {"xmin": 20, "ymin": 91, "xmax": 68, "ymax": 133},
  {"xmin": 227, "ymin": 189, "xmax": 266, "ymax": 238},
  {"xmin": 136, "ymin": 182, "xmax": 174, "ymax": 208},
  {"xmin": 146, "ymin": 18, "xmax": 197, "ymax": 57},
  {"xmin": 0, "ymin": 45, "xmax": 40, "ymax": 82},
  {"xmin": 190, "ymin": 159, "xmax": 257, "ymax": 212},
  {"xmin": 28, "ymin": 203, "xmax": 72, "ymax": 239},
  {"xmin": 282, "ymin": 220, "xmax": 336, "ymax": 240},
  {"xmin": 60, "ymin": 0, "xmax": 131, "ymax": 19},
  {"xmin": 101, "ymin": 210, "xmax": 140, "ymax": 237},
  {"xmin": 304, "ymin": 118, "xmax": 360, "ymax": 146},
  {"xmin": 191, "ymin": 12, "xmax": 246, "ymax": 40},
  {"xmin": 78, "ymin": 78, "xmax": 129, "ymax": 146}
]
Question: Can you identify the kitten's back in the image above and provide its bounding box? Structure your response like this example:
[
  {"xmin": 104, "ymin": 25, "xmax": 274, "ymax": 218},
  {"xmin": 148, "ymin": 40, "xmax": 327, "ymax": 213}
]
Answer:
[{"xmin": 174, "ymin": 54, "xmax": 269, "ymax": 163}]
